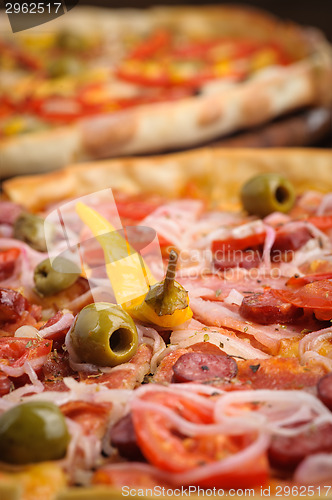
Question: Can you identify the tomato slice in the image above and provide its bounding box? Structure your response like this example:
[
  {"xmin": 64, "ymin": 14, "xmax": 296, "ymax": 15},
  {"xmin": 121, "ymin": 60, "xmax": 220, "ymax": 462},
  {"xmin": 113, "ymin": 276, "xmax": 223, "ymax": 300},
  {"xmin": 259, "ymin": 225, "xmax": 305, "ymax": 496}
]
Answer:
[
  {"xmin": 0, "ymin": 98, "xmax": 14, "ymax": 119},
  {"xmin": 132, "ymin": 391, "xmax": 267, "ymax": 487},
  {"xmin": 0, "ymin": 337, "xmax": 52, "ymax": 369},
  {"xmin": 115, "ymin": 198, "xmax": 162, "ymax": 221},
  {"xmin": 0, "ymin": 40, "xmax": 41, "ymax": 71},
  {"xmin": 130, "ymin": 30, "xmax": 171, "ymax": 60},
  {"xmin": 306, "ymin": 215, "xmax": 332, "ymax": 232},
  {"xmin": 0, "ymin": 248, "xmax": 21, "ymax": 281},
  {"xmin": 212, "ymin": 232, "xmax": 266, "ymax": 253},
  {"xmin": 286, "ymin": 272, "xmax": 332, "ymax": 289},
  {"xmin": 273, "ymin": 279, "xmax": 332, "ymax": 321}
]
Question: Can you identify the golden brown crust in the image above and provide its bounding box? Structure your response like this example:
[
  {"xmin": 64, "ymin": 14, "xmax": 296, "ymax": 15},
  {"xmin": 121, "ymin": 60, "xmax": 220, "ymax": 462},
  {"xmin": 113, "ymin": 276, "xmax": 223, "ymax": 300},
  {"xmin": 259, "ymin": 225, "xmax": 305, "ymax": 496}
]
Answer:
[
  {"xmin": 1, "ymin": 5, "xmax": 331, "ymax": 178},
  {"xmin": 4, "ymin": 147, "xmax": 332, "ymax": 212}
]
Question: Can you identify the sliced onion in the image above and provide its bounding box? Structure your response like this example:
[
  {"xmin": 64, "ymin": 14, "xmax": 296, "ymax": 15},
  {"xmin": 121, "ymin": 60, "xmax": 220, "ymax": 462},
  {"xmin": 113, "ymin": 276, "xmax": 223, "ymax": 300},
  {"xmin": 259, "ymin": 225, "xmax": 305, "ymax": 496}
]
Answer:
[
  {"xmin": 39, "ymin": 313, "xmax": 74, "ymax": 338},
  {"xmin": 294, "ymin": 453, "xmax": 332, "ymax": 484},
  {"xmin": 224, "ymin": 288, "xmax": 244, "ymax": 306},
  {"xmin": 262, "ymin": 224, "xmax": 276, "ymax": 270}
]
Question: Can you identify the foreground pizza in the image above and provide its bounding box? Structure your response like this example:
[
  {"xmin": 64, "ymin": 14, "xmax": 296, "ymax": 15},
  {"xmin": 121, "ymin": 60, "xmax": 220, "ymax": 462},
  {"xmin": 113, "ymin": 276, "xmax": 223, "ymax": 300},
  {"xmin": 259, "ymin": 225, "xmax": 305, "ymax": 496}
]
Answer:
[
  {"xmin": 1, "ymin": 149, "xmax": 332, "ymax": 499},
  {"xmin": 1, "ymin": 5, "xmax": 332, "ymax": 177}
]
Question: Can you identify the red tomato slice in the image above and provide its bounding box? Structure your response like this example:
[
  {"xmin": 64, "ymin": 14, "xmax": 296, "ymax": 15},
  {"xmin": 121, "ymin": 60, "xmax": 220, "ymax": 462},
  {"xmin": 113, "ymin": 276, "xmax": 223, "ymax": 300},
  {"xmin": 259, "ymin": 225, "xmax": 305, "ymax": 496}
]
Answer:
[
  {"xmin": 115, "ymin": 199, "xmax": 162, "ymax": 221},
  {"xmin": 273, "ymin": 279, "xmax": 332, "ymax": 321},
  {"xmin": 130, "ymin": 30, "xmax": 171, "ymax": 60},
  {"xmin": 212, "ymin": 232, "xmax": 266, "ymax": 253},
  {"xmin": 0, "ymin": 41, "xmax": 41, "ymax": 71},
  {"xmin": 306, "ymin": 215, "xmax": 332, "ymax": 232},
  {"xmin": 286, "ymin": 272, "xmax": 332, "ymax": 289},
  {"xmin": 0, "ymin": 98, "xmax": 14, "ymax": 119},
  {"xmin": 132, "ymin": 391, "xmax": 267, "ymax": 487},
  {"xmin": 0, "ymin": 337, "xmax": 52, "ymax": 368},
  {"xmin": 0, "ymin": 248, "xmax": 20, "ymax": 281}
]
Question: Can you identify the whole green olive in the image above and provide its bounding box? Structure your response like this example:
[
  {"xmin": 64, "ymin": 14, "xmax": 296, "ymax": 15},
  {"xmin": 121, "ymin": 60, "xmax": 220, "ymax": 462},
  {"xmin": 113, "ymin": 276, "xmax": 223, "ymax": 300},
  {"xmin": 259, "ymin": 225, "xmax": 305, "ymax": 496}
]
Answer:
[
  {"xmin": 34, "ymin": 257, "xmax": 80, "ymax": 296},
  {"xmin": 47, "ymin": 57, "xmax": 83, "ymax": 78},
  {"xmin": 241, "ymin": 173, "xmax": 295, "ymax": 218},
  {"xmin": 13, "ymin": 213, "xmax": 49, "ymax": 252},
  {"xmin": 70, "ymin": 302, "xmax": 138, "ymax": 367},
  {"xmin": 0, "ymin": 401, "xmax": 69, "ymax": 465},
  {"xmin": 56, "ymin": 31, "xmax": 88, "ymax": 51}
]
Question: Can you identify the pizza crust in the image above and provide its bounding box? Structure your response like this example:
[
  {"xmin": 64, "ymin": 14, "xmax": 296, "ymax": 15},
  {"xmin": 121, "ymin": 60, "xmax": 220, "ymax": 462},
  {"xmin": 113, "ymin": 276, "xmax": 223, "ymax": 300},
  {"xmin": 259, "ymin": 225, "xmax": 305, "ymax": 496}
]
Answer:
[
  {"xmin": 3, "ymin": 147, "xmax": 332, "ymax": 212},
  {"xmin": 1, "ymin": 5, "xmax": 331, "ymax": 177}
]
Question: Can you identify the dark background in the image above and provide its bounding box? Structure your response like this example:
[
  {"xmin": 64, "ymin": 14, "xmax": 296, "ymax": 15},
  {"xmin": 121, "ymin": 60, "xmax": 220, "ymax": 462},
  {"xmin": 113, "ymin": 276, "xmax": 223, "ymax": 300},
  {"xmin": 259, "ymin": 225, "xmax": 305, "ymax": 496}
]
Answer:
[{"xmin": 76, "ymin": 0, "xmax": 332, "ymax": 41}]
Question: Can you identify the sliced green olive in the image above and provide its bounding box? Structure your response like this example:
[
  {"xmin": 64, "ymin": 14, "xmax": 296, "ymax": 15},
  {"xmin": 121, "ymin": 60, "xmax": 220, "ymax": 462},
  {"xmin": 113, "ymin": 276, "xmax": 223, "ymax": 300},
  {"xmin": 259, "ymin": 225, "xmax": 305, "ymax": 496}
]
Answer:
[
  {"xmin": 0, "ymin": 401, "xmax": 69, "ymax": 465},
  {"xmin": 13, "ymin": 213, "xmax": 50, "ymax": 252},
  {"xmin": 241, "ymin": 173, "xmax": 295, "ymax": 217},
  {"xmin": 70, "ymin": 302, "xmax": 138, "ymax": 367},
  {"xmin": 34, "ymin": 257, "xmax": 80, "ymax": 296}
]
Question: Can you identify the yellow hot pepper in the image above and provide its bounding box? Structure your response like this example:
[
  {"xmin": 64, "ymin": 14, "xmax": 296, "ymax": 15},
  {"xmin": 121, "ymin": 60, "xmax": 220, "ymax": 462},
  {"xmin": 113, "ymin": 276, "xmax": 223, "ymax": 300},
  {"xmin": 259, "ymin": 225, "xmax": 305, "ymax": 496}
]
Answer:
[{"xmin": 75, "ymin": 202, "xmax": 192, "ymax": 327}]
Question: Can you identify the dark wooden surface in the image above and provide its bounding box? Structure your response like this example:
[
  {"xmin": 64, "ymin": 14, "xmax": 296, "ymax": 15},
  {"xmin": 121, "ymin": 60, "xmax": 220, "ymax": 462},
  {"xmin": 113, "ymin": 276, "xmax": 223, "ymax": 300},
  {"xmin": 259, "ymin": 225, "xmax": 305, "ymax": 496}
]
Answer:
[{"xmin": 76, "ymin": 0, "xmax": 332, "ymax": 42}]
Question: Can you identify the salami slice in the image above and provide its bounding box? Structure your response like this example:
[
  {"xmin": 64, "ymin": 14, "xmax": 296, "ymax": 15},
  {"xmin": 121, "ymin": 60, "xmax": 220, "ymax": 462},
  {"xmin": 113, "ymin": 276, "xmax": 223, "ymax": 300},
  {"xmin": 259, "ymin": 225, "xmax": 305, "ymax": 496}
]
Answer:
[
  {"xmin": 268, "ymin": 423, "xmax": 332, "ymax": 470},
  {"xmin": 172, "ymin": 351, "xmax": 237, "ymax": 383},
  {"xmin": 239, "ymin": 290, "xmax": 302, "ymax": 325},
  {"xmin": 317, "ymin": 373, "xmax": 332, "ymax": 411},
  {"xmin": 110, "ymin": 413, "xmax": 144, "ymax": 461}
]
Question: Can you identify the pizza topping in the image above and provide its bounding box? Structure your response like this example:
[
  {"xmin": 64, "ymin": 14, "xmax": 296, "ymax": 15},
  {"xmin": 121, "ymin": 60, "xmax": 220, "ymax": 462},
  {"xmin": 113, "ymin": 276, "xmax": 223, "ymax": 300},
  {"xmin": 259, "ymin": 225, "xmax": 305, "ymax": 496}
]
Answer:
[
  {"xmin": 13, "ymin": 213, "xmax": 49, "ymax": 252},
  {"xmin": 76, "ymin": 202, "xmax": 192, "ymax": 327},
  {"xmin": 69, "ymin": 302, "xmax": 138, "ymax": 367},
  {"xmin": 34, "ymin": 257, "xmax": 81, "ymax": 297},
  {"xmin": 0, "ymin": 202, "xmax": 23, "ymax": 226},
  {"xmin": 239, "ymin": 290, "xmax": 303, "ymax": 325},
  {"xmin": 188, "ymin": 297, "xmax": 299, "ymax": 353},
  {"xmin": 0, "ymin": 401, "xmax": 69, "ymax": 465},
  {"xmin": 0, "ymin": 248, "xmax": 21, "ymax": 281},
  {"xmin": 131, "ymin": 389, "xmax": 268, "ymax": 487},
  {"xmin": 273, "ymin": 279, "xmax": 332, "ymax": 321},
  {"xmin": 241, "ymin": 173, "xmax": 295, "ymax": 217},
  {"xmin": 0, "ymin": 288, "xmax": 30, "ymax": 323},
  {"xmin": 110, "ymin": 413, "xmax": 145, "ymax": 461},
  {"xmin": 0, "ymin": 337, "xmax": 52, "ymax": 379},
  {"xmin": 172, "ymin": 351, "xmax": 238, "ymax": 383},
  {"xmin": 39, "ymin": 312, "xmax": 74, "ymax": 347},
  {"xmin": 317, "ymin": 373, "xmax": 332, "ymax": 411},
  {"xmin": 128, "ymin": 250, "xmax": 193, "ymax": 327},
  {"xmin": 268, "ymin": 423, "xmax": 332, "ymax": 471}
]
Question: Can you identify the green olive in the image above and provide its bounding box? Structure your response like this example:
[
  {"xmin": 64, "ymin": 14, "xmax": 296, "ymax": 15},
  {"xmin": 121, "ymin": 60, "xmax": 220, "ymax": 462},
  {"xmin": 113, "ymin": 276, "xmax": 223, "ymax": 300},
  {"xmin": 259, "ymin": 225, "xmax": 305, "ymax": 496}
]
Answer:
[
  {"xmin": 70, "ymin": 302, "xmax": 138, "ymax": 367},
  {"xmin": 13, "ymin": 213, "xmax": 50, "ymax": 252},
  {"xmin": 47, "ymin": 57, "xmax": 83, "ymax": 78},
  {"xmin": 34, "ymin": 257, "xmax": 80, "ymax": 296},
  {"xmin": 241, "ymin": 173, "xmax": 295, "ymax": 217},
  {"xmin": 56, "ymin": 31, "xmax": 88, "ymax": 52},
  {"xmin": 0, "ymin": 401, "xmax": 69, "ymax": 465}
]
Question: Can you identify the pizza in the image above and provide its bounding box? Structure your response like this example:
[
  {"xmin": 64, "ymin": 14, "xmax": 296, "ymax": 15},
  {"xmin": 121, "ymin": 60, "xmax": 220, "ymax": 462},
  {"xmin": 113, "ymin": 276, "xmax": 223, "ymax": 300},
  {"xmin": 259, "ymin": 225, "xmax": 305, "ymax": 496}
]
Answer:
[
  {"xmin": 1, "ymin": 148, "xmax": 332, "ymax": 499},
  {"xmin": 1, "ymin": 5, "xmax": 332, "ymax": 178}
]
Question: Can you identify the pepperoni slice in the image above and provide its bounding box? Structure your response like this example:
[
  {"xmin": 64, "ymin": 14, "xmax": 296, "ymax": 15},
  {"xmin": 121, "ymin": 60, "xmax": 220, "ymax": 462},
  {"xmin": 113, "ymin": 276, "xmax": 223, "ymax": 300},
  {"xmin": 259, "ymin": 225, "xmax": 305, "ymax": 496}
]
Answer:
[
  {"xmin": 239, "ymin": 289, "xmax": 303, "ymax": 325},
  {"xmin": 172, "ymin": 352, "xmax": 237, "ymax": 383},
  {"xmin": 268, "ymin": 423, "xmax": 332, "ymax": 470},
  {"xmin": 317, "ymin": 373, "xmax": 332, "ymax": 411},
  {"xmin": 110, "ymin": 413, "xmax": 145, "ymax": 461}
]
